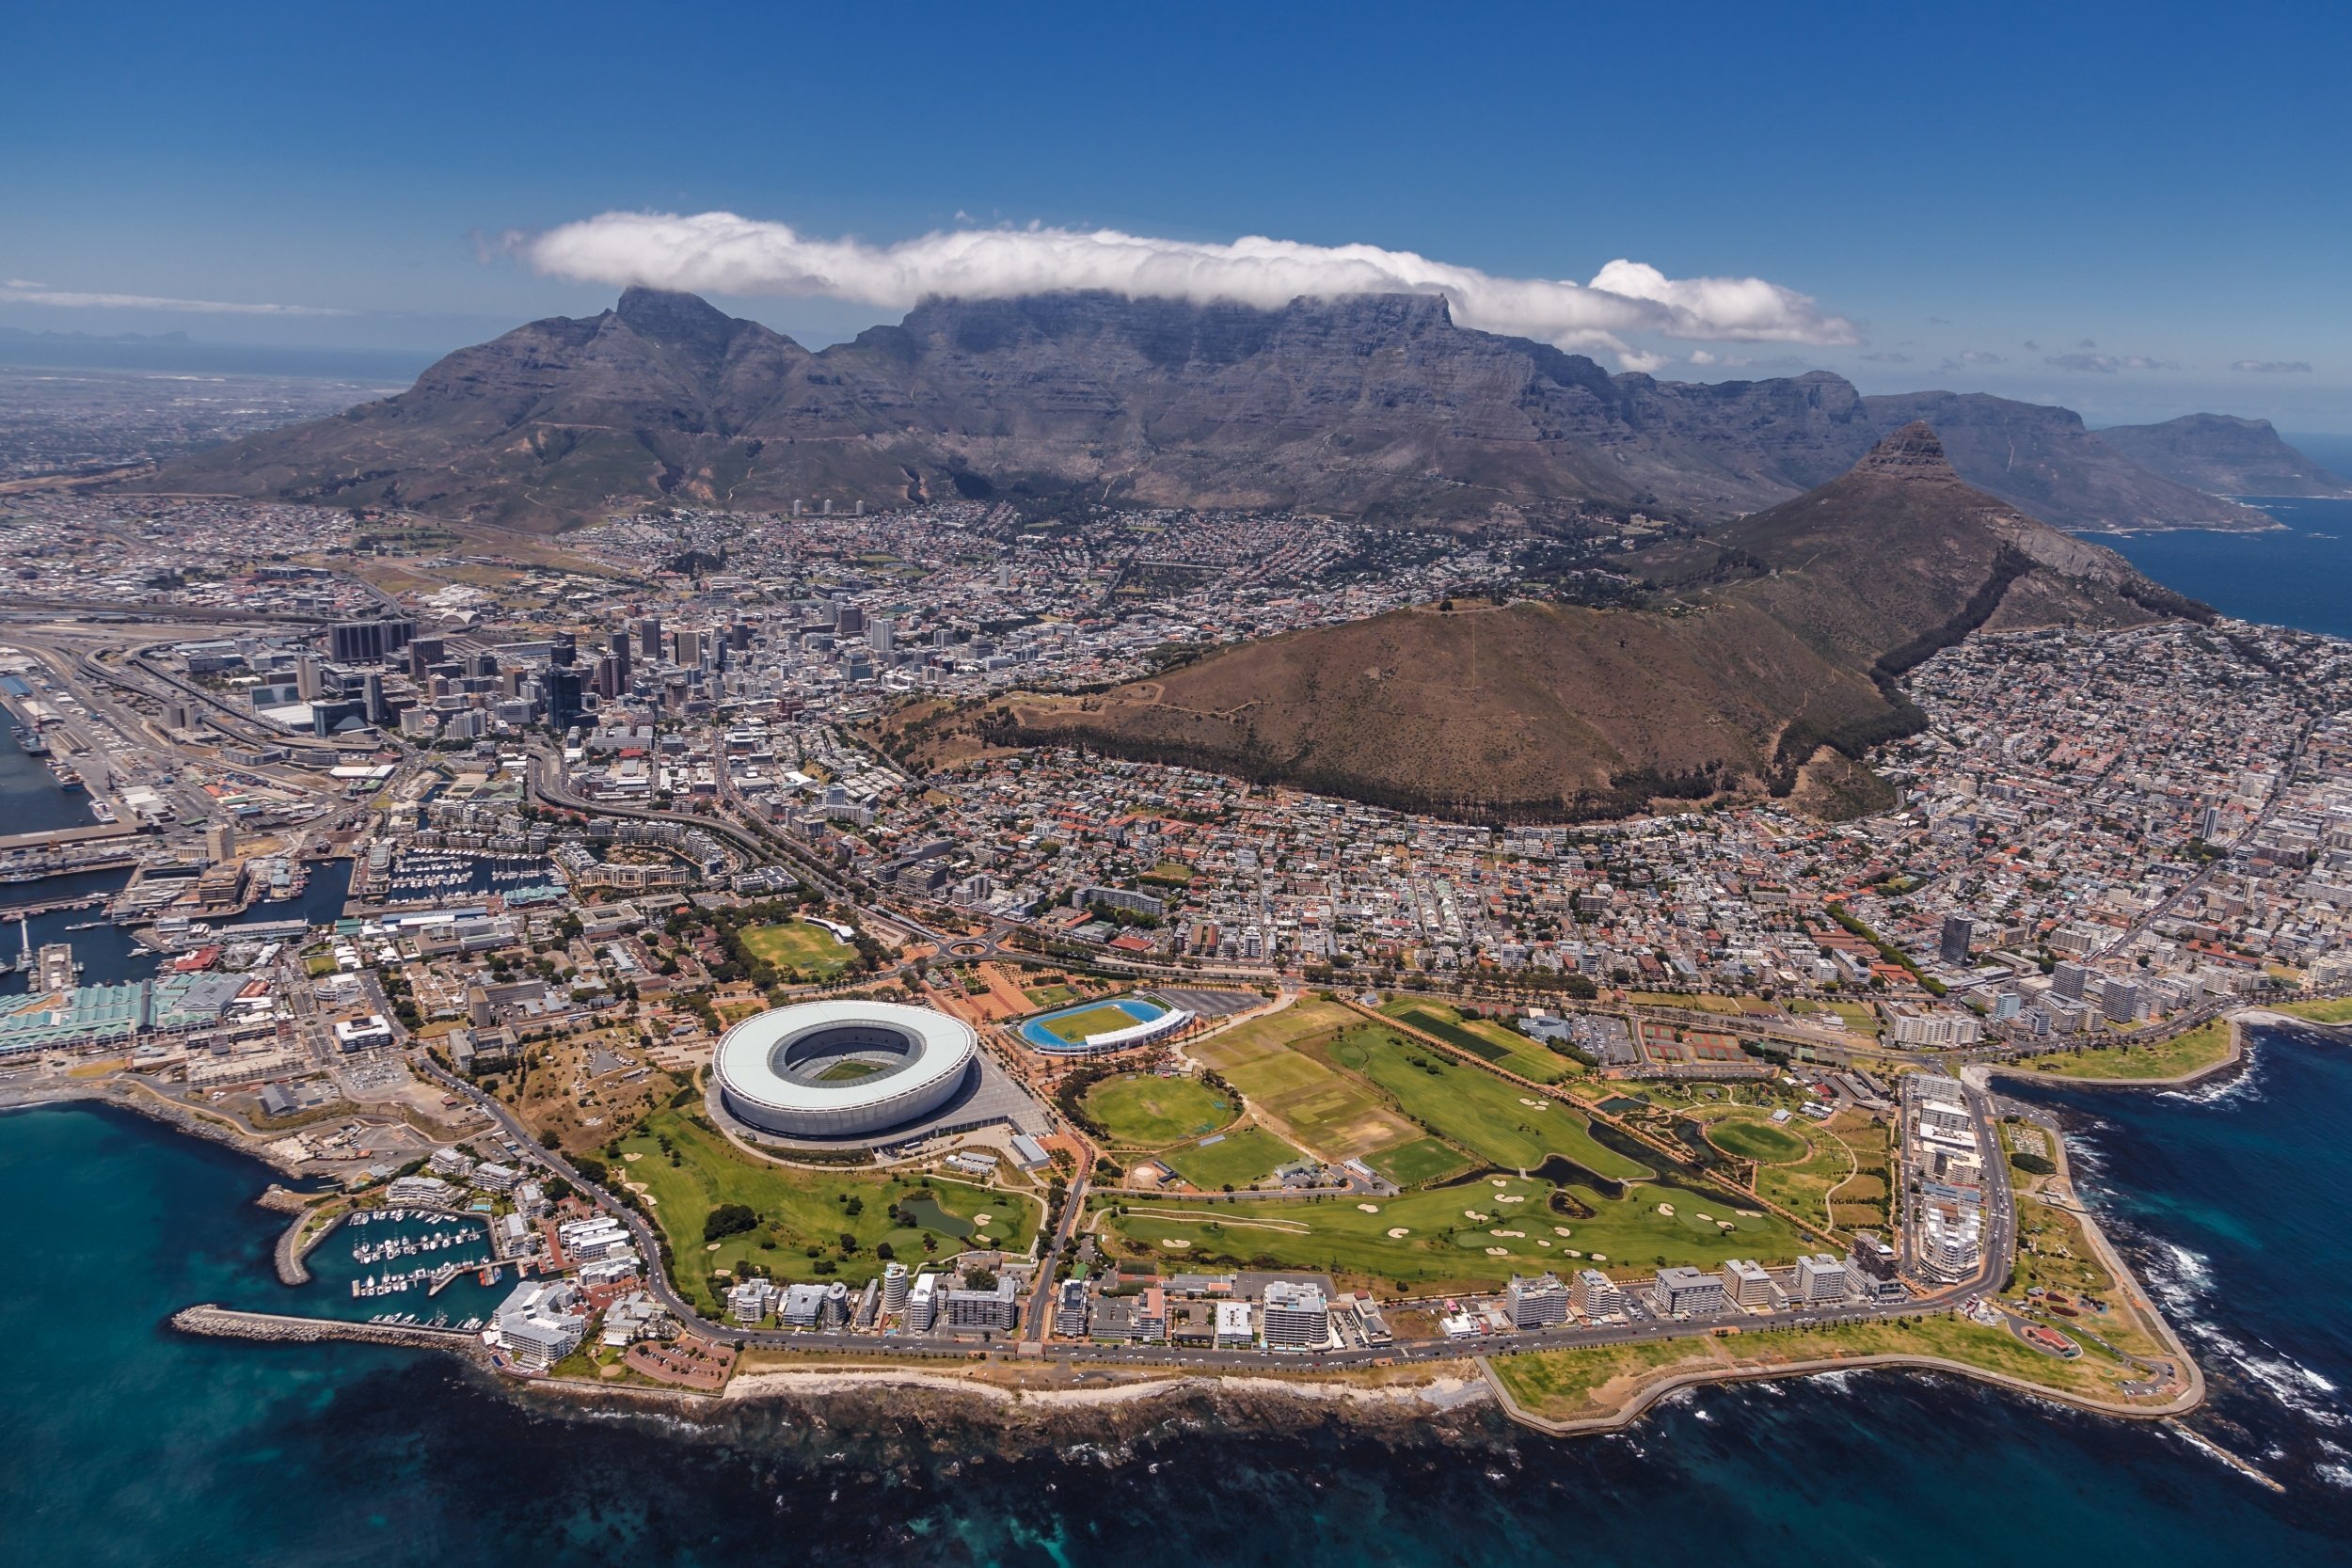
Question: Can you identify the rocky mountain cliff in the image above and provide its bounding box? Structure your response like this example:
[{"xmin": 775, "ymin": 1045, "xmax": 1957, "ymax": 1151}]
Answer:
[
  {"xmin": 155, "ymin": 289, "xmax": 2270, "ymax": 534},
  {"xmin": 2093, "ymin": 413, "xmax": 2352, "ymax": 499},
  {"xmin": 884, "ymin": 424, "xmax": 2202, "ymax": 824}
]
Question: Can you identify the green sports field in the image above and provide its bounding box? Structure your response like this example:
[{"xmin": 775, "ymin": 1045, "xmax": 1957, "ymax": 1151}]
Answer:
[
  {"xmin": 1084, "ymin": 1072, "xmax": 1234, "ymax": 1147},
  {"xmin": 1161, "ymin": 1125, "xmax": 1302, "ymax": 1189},
  {"xmin": 1037, "ymin": 1002, "xmax": 1151, "ymax": 1042},
  {"xmin": 1189, "ymin": 1001, "xmax": 1424, "ymax": 1162},
  {"xmin": 1704, "ymin": 1116, "xmax": 1810, "ymax": 1164},
  {"xmin": 1333, "ymin": 1028, "xmax": 1651, "ymax": 1181},
  {"xmin": 739, "ymin": 920, "xmax": 856, "ymax": 978},
  {"xmin": 1380, "ymin": 999, "xmax": 1574, "ymax": 1083}
]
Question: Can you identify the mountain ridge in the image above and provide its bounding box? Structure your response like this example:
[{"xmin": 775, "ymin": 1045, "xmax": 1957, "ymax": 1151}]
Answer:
[
  {"xmin": 151, "ymin": 289, "xmax": 2274, "ymax": 534},
  {"xmin": 2093, "ymin": 413, "xmax": 2352, "ymax": 499}
]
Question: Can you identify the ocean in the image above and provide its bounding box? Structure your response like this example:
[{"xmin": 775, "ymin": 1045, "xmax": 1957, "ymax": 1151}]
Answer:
[
  {"xmin": 4, "ymin": 1026, "xmax": 2348, "ymax": 1566},
  {"xmin": 2100, "ymin": 496, "xmax": 2352, "ymax": 640},
  {"xmin": 0, "ymin": 722, "xmax": 100, "ymax": 839}
]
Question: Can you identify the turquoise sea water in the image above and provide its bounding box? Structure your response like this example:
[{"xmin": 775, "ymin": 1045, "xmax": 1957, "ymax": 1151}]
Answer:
[{"xmin": 6, "ymin": 1026, "xmax": 2350, "ymax": 1566}]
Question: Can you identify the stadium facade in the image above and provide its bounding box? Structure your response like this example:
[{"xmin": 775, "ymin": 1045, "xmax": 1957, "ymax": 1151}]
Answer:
[{"xmin": 713, "ymin": 999, "xmax": 977, "ymax": 1139}]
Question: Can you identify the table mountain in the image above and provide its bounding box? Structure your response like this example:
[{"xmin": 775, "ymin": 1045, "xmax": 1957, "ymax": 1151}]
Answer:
[{"xmin": 152, "ymin": 289, "xmax": 2268, "ymax": 533}]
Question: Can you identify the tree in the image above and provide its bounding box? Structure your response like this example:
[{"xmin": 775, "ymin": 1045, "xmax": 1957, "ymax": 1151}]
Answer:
[
  {"xmin": 703, "ymin": 1203, "xmax": 758, "ymax": 1243},
  {"xmin": 962, "ymin": 1265, "xmax": 999, "ymax": 1291}
]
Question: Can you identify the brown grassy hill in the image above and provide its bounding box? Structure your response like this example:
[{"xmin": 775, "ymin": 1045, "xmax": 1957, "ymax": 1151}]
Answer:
[{"xmin": 898, "ymin": 424, "xmax": 2203, "ymax": 822}]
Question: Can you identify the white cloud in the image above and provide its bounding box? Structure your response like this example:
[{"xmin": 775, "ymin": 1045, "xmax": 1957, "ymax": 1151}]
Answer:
[
  {"xmin": 2045, "ymin": 351, "xmax": 2175, "ymax": 372},
  {"xmin": 516, "ymin": 210, "xmax": 1859, "ymax": 367},
  {"xmin": 2232, "ymin": 358, "xmax": 2312, "ymax": 373},
  {"xmin": 0, "ymin": 285, "xmax": 349, "ymax": 316}
]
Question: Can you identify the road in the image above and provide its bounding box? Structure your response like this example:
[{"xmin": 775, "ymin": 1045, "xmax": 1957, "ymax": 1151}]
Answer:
[{"xmin": 413, "ymin": 1040, "xmax": 2012, "ymax": 1370}]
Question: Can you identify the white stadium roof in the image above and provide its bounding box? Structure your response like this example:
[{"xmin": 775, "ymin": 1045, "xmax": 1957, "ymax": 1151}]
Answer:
[{"xmin": 713, "ymin": 999, "xmax": 977, "ymax": 1138}]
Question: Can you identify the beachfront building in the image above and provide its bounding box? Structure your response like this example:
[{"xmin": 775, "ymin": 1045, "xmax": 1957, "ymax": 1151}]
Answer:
[
  {"xmin": 1648, "ymin": 1266, "xmax": 1727, "ymax": 1318},
  {"xmin": 1504, "ymin": 1273, "xmax": 1569, "ymax": 1328},
  {"xmin": 1259, "ymin": 1280, "xmax": 1330, "ymax": 1351},
  {"xmin": 494, "ymin": 1279, "xmax": 588, "ymax": 1369}
]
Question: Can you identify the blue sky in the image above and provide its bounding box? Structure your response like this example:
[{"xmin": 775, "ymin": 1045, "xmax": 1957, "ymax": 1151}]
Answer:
[{"xmin": 7, "ymin": 0, "xmax": 2350, "ymax": 428}]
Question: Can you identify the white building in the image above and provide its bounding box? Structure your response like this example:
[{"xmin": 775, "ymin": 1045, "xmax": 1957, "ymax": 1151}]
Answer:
[
  {"xmin": 1793, "ymin": 1253, "xmax": 1854, "ymax": 1303},
  {"xmin": 1259, "ymin": 1280, "xmax": 1330, "ymax": 1351},
  {"xmin": 906, "ymin": 1271, "xmax": 940, "ymax": 1331},
  {"xmin": 1649, "ymin": 1266, "xmax": 1727, "ymax": 1317},
  {"xmin": 1720, "ymin": 1258, "xmax": 1775, "ymax": 1309},
  {"xmin": 1215, "ymin": 1299, "xmax": 1254, "ymax": 1349},
  {"xmin": 1504, "ymin": 1272, "xmax": 1568, "ymax": 1328},
  {"xmin": 493, "ymin": 1278, "xmax": 587, "ymax": 1369},
  {"xmin": 1571, "ymin": 1268, "xmax": 1624, "ymax": 1319}
]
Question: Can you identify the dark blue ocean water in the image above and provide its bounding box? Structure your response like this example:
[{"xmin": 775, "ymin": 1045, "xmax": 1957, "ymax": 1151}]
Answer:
[
  {"xmin": 5, "ymin": 1028, "xmax": 2349, "ymax": 1567},
  {"xmin": 0, "ymin": 859, "xmax": 352, "ymax": 996},
  {"xmin": 2101, "ymin": 497, "xmax": 2352, "ymax": 640},
  {"xmin": 0, "ymin": 722, "xmax": 97, "ymax": 837}
]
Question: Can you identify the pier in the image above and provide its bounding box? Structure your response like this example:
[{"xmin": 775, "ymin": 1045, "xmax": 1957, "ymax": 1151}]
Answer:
[{"xmin": 170, "ymin": 1304, "xmax": 481, "ymax": 1351}]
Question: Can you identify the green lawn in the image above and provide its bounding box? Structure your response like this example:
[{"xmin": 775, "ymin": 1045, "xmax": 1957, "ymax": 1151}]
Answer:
[
  {"xmin": 1024, "ymin": 983, "xmax": 1077, "ymax": 1007},
  {"xmin": 739, "ymin": 920, "xmax": 856, "ymax": 978},
  {"xmin": 1093, "ymin": 1170, "xmax": 1801, "ymax": 1293},
  {"xmin": 2276, "ymin": 996, "xmax": 2352, "ymax": 1024},
  {"xmin": 1367, "ymin": 1136, "xmax": 1475, "ymax": 1187},
  {"xmin": 2013, "ymin": 1019, "xmax": 2234, "ymax": 1080},
  {"xmin": 1705, "ymin": 1116, "xmax": 1811, "ymax": 1164},
  {"xmin": 1334, "ymin": 1028, "xmax": 1651, "ymax": 1180},
  {"xmin": 1037, "ymin": 1002, "xmax": 1148, "ymax": 1042},
  {"xmin": 1191, "ymin": 1002, "xmax": 1422, "ymax": 1161},
  {"xmin": 1382, "ymin": 999, "xmax": 1573, "ymax": 1083},
  {"xmin": 613, "ymin": 1106, "xmax": 1040, "ymax": 1309},
  {"xmin": 1161, "ymin": 1125, "xmax": 1303, "ymax": 1190},
  {"xmin": 1488, "ymin": 1311, "xmax": 2165, "ymax": 1422},
  {"xmin": 1084, "ymin": 1072, "xmax": 1235, "ymax": 1147}
]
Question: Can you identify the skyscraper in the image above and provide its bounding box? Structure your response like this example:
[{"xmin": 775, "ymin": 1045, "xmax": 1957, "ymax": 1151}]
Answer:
[{"xmin": 1939, "ymin": 914, "xmax": 1975, "ymax": 967}]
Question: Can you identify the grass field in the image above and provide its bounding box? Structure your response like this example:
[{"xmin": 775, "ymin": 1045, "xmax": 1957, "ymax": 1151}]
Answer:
[
  {"xmin": 1189, "ymin": 1002, "xmax": 1423, "ymax": 1162},
  {"xmin": 1789, "ymin": 999, "xmax": 1883, "ymax": 1037},
  {"xmin": 1334, "ymin": 1028, "xmax": 1651, "ymax": 1180},
  {"xmin": 1366, "ymin": 1136, "xmax": 1475, "ymax": 1187},
  {"xmin": 1093, "ymin": 1170, "xmax": 1800, "ymax": 1292},
  {"xmin": 1037, "ymin": 1002, "xmax": 1147, "ymax": 1042},
  {"xmin": 614, "ymin": 1106, "xmax": 1040, "ymax": 1309},
  {"xmin": 2276, "ymin": 996, "xmax": 2352, "ymax": 1024},
  {"xmin": 1381, "ymin": 999, "xmax": 1574, "ymax": 1084},
  {"xmin": 1488, "ymin": 1309, "xmax": 2173, "ymax": 1422},
  {"xmin": 1704, "ymin": 1116, "xmax": 1810, "ymax": 1164},
  {"xmin": 1024, "ymin": 984, "xmax": 1077, "ymax": 1007},
  {"xmin": 1084, "ymin": 1073, "xmax": 1234, "ymax": 1147},
  {"xmin": 1161, "ymin": 1125, "xmax": 1303, "ymax": 1190},
  {"xmin": 2013, "ymin": 1019, "xmax": 2234, "ymax": 1080},
  {"xmin": 739, "ymin": 921, "xmax": 856, "ymax": 978},
  {"xmin": 1626, "ymin": 991, "xmax": 1746, "ymax": 1015}
]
